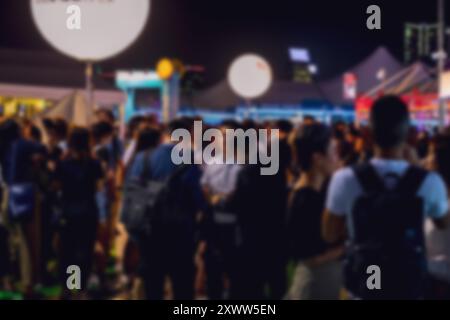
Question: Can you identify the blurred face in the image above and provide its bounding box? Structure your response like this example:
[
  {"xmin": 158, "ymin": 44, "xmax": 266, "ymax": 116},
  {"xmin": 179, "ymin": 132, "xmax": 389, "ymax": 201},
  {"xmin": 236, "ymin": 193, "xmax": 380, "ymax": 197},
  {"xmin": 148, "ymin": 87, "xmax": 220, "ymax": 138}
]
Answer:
[
  {"xmin": 96, "ymin": 112, "xmax": 114, "ymax": 125},
  {"xmin": 313, "ymin": 139, "xmax": 339, "ymax": 176},
  {"xmin": 22, "ymin": 125, "xmax": 32, "ymax": 140},
  {"xmin": 46, "ymin": 129, "xmax": 58, "ymax": 146}
]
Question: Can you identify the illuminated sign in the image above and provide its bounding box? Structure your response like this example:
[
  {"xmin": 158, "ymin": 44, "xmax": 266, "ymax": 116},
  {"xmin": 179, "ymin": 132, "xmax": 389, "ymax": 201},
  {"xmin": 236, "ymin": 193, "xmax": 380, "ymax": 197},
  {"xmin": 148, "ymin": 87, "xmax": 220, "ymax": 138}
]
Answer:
[
  {"xmin": 289, "ymin": 48, "xmax": 311, "ymax": 63},
  {"xmin": 343, "ymin": 73, "xmax": 357, "ymax": 100}
]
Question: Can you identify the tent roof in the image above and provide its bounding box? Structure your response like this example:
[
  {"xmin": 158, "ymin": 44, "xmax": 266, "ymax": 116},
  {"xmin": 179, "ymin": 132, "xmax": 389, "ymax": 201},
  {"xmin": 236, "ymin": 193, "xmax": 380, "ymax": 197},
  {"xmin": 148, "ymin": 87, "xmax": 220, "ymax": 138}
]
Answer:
[
  {"xmin": 189, "ymin": 46, "xmax": 404, "ymax": 109},
  {"xmin": 319, "ymin": 46, "xmax": 404, "ymax": 104},
  {"xmin": 187, "ymin": 80, "xmax": 325, "ymax": 110},
  {"xmin": 34, "ymin": 91, "xmax": 95, "ymax": 127},
  {"xmin": 363, "ymin": 61, "xmax": 434, "ymax": 97}
]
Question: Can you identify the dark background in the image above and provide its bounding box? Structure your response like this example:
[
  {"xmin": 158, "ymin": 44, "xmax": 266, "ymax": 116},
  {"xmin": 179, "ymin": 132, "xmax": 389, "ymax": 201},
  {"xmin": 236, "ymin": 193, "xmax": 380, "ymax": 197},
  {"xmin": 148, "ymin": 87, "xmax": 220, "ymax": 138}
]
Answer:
[{"xmin": 0, "ymin": 0, "xmax": 447, "ymax": 85}]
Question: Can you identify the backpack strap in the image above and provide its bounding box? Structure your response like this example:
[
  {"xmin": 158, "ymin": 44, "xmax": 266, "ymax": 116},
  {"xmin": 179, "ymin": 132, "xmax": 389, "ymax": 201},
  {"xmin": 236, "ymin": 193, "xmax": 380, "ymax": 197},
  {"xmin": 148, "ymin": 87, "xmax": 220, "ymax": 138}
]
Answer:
[
  {"xmin": 167, "ymin": 164, "xmax": 190, "ymax": 185},
  {"xmin": 352, "ymin": 163, "xmax": 385, "ymax": 194},
  {"xmin": 394, "ymin": 166, "xmax": 428, "ymax": 196},
  {"xmin": 141, "ymin": 150, "xmax": 153, "ymax": 181}
]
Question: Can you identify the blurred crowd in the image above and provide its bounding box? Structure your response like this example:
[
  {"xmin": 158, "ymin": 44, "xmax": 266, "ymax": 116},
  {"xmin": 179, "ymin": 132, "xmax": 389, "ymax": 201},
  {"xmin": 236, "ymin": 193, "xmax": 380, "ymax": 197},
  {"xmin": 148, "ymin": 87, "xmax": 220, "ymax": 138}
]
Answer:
[{"xmin": 0, "ymin": 95, "xmax": 450, "ymax": 300}]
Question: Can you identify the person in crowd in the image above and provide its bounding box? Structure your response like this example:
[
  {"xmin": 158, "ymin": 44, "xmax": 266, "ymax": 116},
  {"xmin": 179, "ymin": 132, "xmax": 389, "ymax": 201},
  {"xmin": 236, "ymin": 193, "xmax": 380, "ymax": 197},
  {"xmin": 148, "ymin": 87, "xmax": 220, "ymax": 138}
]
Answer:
[
  {"xmin": 54, "ymin": 127, "xmax": 104, "ymax": 298},
  {"xmin": 273, "ymin": 119, "xmax": 294, "ymax": 182},
  {"xmin": 43, "ymin": 118, "xmax": 69, "ymax": 160},
  {"xmin": 425, "ymin": 130, "xmax": 450, "ymax": 298},
  {"xmin": 285, "ymin": 123, "xmax": 343, "ymax": 300},
  {"xmin": 200, "ymin": 120, "xmax": 244, "ymax": 299},
  {"xmin": 120, "ymin": 127, "xmax": 162, "ymax": 289},
  {"xmin": 128, "ymin": 119, "xmax": 207, "ymax": 300},
  {"xmin": 224, "ymin": 123, "xmax": 288, "ymax": 300},
  {"xmin": 333, "ymin": 124, "xmax": 359, "ymax": 167},
  {"xmin": 417, "ymin": 130, "xmax": 431, "ymax": 160},
  {"xmin": 94, "ymin": 109, "xmax": 123, "ymax": 171},
  {"xmin": 92, "ymin": 121, "xmax": 116, "ymax": 224},
  {"xmin": 122, "ymin": 116, "xmax": 145, "ymax": 170},
  {"xmin": 0, "ymin": 119, "xmax": 46, "ymax": 293},
  {"xmin": 25, "ymin": 124, "xmax": 56, "ymax": 287},
  {"xmin": 93, "ymin": 112, "xmax": 124, "ymax": 283},
  {"xmin": 0, "ymin": 124, "xmax": 11, "ymax": 291},
  {"xmin": 323, "ymin": 95, "xmax": 450, "ymax": 299},
  {"xmin": 124, "ymin": 127, "xmax": 161, "ymax": 183}
]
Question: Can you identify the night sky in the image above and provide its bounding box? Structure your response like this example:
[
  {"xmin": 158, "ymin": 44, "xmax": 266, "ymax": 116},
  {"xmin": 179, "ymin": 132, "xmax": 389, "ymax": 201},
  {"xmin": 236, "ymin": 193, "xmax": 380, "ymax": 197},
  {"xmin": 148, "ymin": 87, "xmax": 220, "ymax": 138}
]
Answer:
[{"xmin": 0, "ymin": 0, "xmax": 448, "ymax": 85}]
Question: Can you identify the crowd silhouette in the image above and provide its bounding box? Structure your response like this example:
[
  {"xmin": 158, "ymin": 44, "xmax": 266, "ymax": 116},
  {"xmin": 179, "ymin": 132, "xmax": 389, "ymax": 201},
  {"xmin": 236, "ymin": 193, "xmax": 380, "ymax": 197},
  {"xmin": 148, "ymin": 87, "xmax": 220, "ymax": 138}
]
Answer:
[{"xmin": 0, "ymin": 95, "xmax": 450, "ymax": 300}]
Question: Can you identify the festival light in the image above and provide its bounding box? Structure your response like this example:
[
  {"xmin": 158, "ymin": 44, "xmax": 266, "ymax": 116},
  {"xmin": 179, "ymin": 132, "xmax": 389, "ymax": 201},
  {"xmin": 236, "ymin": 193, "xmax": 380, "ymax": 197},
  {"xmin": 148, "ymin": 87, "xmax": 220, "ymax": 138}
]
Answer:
[{"xmin": 227, "ymin": 54, "xmax": 273, "ymax": 99}]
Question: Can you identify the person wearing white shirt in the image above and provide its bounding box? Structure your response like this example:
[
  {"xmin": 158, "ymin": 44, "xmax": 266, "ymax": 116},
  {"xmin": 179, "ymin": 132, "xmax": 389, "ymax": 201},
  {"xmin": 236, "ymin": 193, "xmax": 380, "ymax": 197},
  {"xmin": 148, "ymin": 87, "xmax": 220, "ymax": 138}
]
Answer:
[{"xmin": 323, "ymin": 96, "xmax": 449, "ymax": 299}]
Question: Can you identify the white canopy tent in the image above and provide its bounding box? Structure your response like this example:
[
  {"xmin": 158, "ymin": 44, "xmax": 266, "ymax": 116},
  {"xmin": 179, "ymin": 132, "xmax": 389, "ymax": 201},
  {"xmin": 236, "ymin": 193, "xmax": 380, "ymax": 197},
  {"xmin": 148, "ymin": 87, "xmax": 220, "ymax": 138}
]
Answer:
[{"xmin": 34, "ymin": 90, "xmax": 96, "ymax": 127}]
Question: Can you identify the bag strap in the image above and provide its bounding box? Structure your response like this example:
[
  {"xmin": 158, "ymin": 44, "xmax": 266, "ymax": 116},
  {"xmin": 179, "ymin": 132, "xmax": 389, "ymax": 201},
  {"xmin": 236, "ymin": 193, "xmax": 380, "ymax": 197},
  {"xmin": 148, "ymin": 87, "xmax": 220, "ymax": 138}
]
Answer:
[
  {"xmin": 167, "ymin": 164, "xmax": 190, "ymax": 185},
  {"xmin": 142, "ymin": 150, "xmax": 153, "ymax": 181},
  {"xmin": 394, "ymin": 166, "xmax": 427, "ymax": 196},
  {"xmin": 352, "ymin": 163, "xmax": 385, "ymax": 194}
]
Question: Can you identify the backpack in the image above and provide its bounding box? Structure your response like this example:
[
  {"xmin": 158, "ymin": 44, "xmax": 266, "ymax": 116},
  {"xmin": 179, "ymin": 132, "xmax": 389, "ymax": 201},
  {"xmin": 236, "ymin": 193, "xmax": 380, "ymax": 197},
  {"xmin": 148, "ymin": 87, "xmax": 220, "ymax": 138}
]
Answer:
[
  {"xmin": 151, "ymin": 164, "xmax": 196, "ymax": 236},
  {"xmin": 122, "ymin": 151, "xmax": 194, "ymax": 241},
  {"xmin": 344, "ymin": 163, "xmax": 428, "ymax": 299},
  {"xmin": 121, "ymin": 151, "xmax": 163, "ymax": 240}
]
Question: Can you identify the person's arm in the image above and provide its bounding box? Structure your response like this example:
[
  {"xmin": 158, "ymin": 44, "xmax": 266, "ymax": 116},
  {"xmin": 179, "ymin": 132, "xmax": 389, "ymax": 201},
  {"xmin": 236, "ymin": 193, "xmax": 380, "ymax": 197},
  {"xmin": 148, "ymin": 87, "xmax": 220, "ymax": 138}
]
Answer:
[
  {"xmin": 322, "ymin": 168, "xmax": 355, "ymax": 243},
  {"xmin": 322, "ymin": 209, "xmax": 346, "ymax": 243},
  {"xmin": 422, "ymin": 172, "xmax": 450, "ymax": 230}
]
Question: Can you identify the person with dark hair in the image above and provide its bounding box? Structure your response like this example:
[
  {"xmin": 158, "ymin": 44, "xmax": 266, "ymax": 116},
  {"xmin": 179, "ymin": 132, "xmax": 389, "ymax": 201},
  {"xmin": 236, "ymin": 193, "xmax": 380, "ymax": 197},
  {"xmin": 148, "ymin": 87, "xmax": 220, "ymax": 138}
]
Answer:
[
  {"xmin": 51, "ymin": 118, "xmax": 69, "ymax": 152},
  {"xmin": 303, "ymin": 115, "xmax": 316, "ymax": 126},
  {"xmin": 323, "ymin": 95, "xmax": 449, "ymax": 299},
  {"xmin": 93, "ymin": 121, "xmax": 115, "ymax": 173},
  {"xmin": 285, "ymin": 124, "xmax": 343, "ymax": 300},
  {"xmin": 94, "ymin": 110, "xmax": 123, "ymax": 178},
  {"xmin": 122, "ymin": 116, "xmax": 147, "ymax": 170},
  {"xmin": 0, "ymin": 122, "xmax": 12, "ymax": 290},
  {"xmin": 43, "ymin": 118, "xmax": 69, "ymax": 169},
  {"xmin": 127, "ymin": 119, "xmax": 207, "ymax": 300},
  {"xmin": 135, "ymin": 127, "xmax": 161, "ymax": 154},
  {"xmin": 215, "ymin": 120, "xmax": 288, "ymax": 300},
  {"xmin": 425, "ymin": 130, "xmax": 450, "ymax": 295},
  {"xmin": 272, "ymin": 120, "xmax": 294, "ymax": 182},
  {"xmin": 91, "ymin": 121, "xmax": 117, "ymax": 282},
  {"xmin": 0, "ymin": 119, "xmax": 47, "ymax": 292},
  {"xmin": 54, "ymin": 127, "xmax": 103, "ymax": 297},
  {"xmin": 200, "ymin": 121, "xmax": 244, "ymax": 299},
  {"xmin": 0, "ymin": 119, "xmax": 21, "ymax": 177},
  {"xmin": 29, "ymin": 126, "xmax": 42, "ymax": 144},
  {"xmin": 418, "ymin": 130, "xmax": 431, "ymax": 160},
  {"xmin": 95, "ymin": 109, "xmax": 116, "ymax": 125},
  {"xmin": 123, "ymin": 127, "xmax": 161, "ymax": 183}
]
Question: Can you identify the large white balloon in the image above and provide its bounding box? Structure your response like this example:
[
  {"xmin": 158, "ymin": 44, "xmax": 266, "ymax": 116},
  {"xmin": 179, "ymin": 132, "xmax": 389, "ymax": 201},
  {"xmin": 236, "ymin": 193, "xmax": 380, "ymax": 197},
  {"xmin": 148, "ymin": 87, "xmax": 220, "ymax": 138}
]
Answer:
[
  {"xmin": 31, "ymin": 0, "xmax": 150, "ymax": 61},
  {"xmin": 228, "ymin": 54, "xmax": 273, "ymax": 99}
]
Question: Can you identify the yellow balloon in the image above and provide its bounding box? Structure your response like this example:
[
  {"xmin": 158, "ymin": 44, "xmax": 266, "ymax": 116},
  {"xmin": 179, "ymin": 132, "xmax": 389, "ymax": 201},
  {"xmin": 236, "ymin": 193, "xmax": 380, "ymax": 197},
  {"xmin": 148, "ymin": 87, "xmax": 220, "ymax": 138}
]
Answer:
[{"xmin": 157, "ymin": 58, "xmax": 174, "ymax": 80}]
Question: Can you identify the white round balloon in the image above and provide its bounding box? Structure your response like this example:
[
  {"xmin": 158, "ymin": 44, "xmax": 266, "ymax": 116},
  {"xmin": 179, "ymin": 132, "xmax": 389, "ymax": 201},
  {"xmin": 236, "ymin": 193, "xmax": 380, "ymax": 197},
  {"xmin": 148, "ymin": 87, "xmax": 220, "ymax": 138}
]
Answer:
[
  {"xmin": 228, "ymin": 54, "xmax": 273, "ymax": 99},
  {"xmin": 31, "ymin": 0, "xmax": 150, "ymax": 61}
]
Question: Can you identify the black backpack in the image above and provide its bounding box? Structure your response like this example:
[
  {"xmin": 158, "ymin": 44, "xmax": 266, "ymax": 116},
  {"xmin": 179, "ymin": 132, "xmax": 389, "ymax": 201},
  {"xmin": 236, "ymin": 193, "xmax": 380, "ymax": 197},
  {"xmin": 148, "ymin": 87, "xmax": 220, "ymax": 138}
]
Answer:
[
  {"xmin": 121, "ymin": 151, "xmax": 165, "ymax": 240},
  {"xmin": 344, "ymin": 163, "xmax": 428, "ymax": 299},
  {"xmin": 122, "ymin": 151, "xmax": 194, "ymax": 241}
]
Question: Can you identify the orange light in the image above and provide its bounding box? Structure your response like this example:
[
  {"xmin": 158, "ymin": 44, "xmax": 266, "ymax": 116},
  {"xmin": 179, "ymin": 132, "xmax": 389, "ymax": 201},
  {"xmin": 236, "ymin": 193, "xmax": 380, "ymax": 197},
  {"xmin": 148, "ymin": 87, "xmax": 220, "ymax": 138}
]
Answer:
[{"xmin": 157, "ymin": 58, "xmax": 174, "ymax": 80}]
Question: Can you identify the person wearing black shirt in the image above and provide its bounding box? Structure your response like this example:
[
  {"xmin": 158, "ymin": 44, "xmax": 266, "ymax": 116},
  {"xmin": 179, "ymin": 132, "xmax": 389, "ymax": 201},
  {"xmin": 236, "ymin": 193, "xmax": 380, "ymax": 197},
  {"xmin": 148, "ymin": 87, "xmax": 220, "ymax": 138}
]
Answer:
[
  {"xmin": 54, "ymin": 127, "xmax": 104, "ymax": 296},
  {"xmin": 225, "ymin": 131, "xmax": 288, "ymax": 300},
  {"xmin": 285, "ymin": 123, "xmax": 343, "ymax": 300}
]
